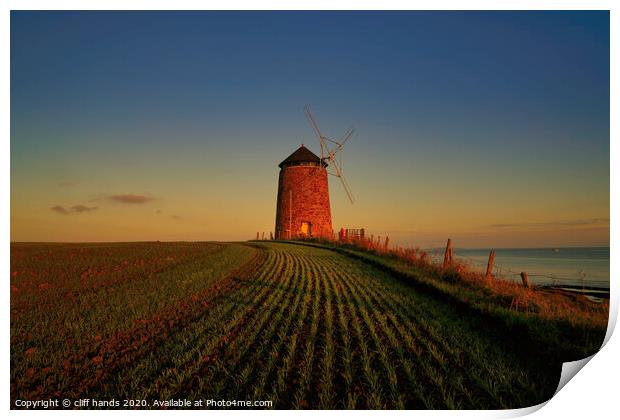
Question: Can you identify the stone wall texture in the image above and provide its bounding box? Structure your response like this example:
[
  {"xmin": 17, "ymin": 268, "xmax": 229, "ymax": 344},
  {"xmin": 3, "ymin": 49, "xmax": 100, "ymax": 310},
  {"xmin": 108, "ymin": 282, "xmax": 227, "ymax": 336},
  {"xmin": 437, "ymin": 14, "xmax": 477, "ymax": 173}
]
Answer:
[{"xmin": 274, "ymin": 165, "xmax": 333, "ymax": 239}]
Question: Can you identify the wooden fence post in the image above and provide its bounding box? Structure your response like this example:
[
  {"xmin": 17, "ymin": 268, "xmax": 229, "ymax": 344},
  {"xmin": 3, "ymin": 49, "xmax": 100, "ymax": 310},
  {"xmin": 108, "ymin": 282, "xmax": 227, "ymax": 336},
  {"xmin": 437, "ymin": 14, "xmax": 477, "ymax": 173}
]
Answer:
[
  {"xmin": 270, "ymin": 232, "xmax": 273, "ymax": 240},
  {"xmin": 486, "ymin": 250, "xmax": 496, "ymax": 279},
  {"xmin": 443, "ymin": 238, "xmax": 453, "ymax": 269},
  {"xmin": 261, "ymin": 232, "xmax": 265, "ymax": 240},
  {"xmin": 256, "ymin": 232, "xmax": 259, "ymax": 241},
  {"xmin": 520, "ymin": 272, "xmax": 531, "ymax": 288},
  {"xmin": 384, "ymin": 236, "xmax": 390, "ymax": 251}
]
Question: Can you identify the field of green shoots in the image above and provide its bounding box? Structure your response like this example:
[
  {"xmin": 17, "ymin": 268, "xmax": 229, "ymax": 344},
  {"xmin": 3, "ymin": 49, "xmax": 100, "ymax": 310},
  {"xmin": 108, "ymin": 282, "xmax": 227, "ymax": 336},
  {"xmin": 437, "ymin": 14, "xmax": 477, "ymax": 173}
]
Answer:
[{"xmin": 11, "ymin": 241, "xmax": 571, "ymax": 409}]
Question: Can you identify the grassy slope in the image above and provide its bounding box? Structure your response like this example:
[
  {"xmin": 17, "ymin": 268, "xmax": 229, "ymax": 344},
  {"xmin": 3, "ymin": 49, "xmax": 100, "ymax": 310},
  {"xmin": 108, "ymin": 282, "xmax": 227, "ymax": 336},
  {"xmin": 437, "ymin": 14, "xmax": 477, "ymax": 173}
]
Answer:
[
  {"xmin": 11, "ymin": 240, "xmax": 606, "ymax": 409},
  {"xmin": 284, "ymin": 240, "xmax": 607, "ymax": 362}
]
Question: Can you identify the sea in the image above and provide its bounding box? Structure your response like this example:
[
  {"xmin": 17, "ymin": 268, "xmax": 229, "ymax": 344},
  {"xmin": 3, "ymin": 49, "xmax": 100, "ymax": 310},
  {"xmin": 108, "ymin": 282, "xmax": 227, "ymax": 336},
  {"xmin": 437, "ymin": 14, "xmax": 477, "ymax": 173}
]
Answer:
[{"xmin": 427, "ymin": 247, "xmax": 609, "ymax": 289}]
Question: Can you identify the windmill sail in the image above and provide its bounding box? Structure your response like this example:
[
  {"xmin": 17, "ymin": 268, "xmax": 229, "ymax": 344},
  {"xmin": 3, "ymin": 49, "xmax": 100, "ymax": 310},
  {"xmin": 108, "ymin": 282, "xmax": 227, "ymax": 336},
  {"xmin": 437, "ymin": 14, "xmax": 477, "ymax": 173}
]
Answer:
[{"xmin": 304, "ymin": 106, "xmax": 355, "ymax": 204}]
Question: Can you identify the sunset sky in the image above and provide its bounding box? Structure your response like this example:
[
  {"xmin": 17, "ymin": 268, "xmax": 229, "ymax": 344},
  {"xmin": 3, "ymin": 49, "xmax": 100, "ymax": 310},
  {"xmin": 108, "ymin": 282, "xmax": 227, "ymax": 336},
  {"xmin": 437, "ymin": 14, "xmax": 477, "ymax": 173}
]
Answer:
[{"xmin": 10, "ymin": 11, "xmax": 609, "ymax": 248}]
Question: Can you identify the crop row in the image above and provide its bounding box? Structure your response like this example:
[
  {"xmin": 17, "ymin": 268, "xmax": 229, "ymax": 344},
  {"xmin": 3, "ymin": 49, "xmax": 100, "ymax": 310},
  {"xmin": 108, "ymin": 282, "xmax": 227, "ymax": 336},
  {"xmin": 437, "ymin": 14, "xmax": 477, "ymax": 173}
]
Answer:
[
  {"xmin": 10, "ymin": 242, "xmax": 257, "ymax": 402},
  {"xmin": 12, "ymin": 241, "xmax": 557, "ymax": 408}
]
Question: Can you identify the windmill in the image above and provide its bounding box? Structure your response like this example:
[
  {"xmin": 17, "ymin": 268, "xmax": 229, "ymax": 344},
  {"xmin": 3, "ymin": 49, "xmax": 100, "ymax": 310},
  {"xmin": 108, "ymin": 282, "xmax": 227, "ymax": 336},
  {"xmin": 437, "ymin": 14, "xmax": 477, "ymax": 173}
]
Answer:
[{"xmin": 303, "ymin": 105, "xmax": 355, "ymax": 203}]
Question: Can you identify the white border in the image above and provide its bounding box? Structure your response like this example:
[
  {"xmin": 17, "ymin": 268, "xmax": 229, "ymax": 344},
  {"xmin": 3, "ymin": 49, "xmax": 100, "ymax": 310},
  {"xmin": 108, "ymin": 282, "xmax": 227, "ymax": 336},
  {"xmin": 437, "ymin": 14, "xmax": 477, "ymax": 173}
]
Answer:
[{"xmin": 2, "ymin": 2, "xmax": 616, "ymax": 420}]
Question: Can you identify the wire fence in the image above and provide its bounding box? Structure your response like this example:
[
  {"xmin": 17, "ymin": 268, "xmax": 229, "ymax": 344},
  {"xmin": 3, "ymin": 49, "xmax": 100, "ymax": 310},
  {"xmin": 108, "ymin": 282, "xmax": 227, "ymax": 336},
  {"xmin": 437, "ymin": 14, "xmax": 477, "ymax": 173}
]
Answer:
[
  {"xmin": 257, "ymin": 229, "xmax": 607, "ymax": 290},
  {"xmin": 453, "ymin": 253, "xmax": 597, "ymax": 288}
]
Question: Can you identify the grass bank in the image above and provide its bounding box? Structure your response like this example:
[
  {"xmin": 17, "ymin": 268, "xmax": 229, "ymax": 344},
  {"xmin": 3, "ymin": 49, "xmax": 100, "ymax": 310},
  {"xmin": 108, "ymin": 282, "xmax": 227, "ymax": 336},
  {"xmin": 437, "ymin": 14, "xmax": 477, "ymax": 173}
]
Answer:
[{"xmin": 281, "ymin": 239, "xmax": 608, "ymax": 362}]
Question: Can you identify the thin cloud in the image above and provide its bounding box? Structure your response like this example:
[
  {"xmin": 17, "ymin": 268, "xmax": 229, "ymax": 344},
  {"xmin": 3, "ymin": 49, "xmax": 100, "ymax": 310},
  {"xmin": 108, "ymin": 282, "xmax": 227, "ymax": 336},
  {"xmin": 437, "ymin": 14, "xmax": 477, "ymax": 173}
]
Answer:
[
  {"xmin": 170, "ymin": 215, "xmax": 181, "ymax": 220},
  {"xmin": 489, "ymin": 218, "xmax": 609, "ymax": 229},
  {"xmin": 108, "ymin": 194, "xmax": 156, "ymax": 204},
  {"xmin": 51, "ymin": 204, "xmax": 98, "ymax": 215},
  {"xmin": 51, "ymin": 205, "xmax": 70, "ymax": 215},
  {"xmin": 71, "ymin": 204, "xmax": 98, "ymax": 213}
]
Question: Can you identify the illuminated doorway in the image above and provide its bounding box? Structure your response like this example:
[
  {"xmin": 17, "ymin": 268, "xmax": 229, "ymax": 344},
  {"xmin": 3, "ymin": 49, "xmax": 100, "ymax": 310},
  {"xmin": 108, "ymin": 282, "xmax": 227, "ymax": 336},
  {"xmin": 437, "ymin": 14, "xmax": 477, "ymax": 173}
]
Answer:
[{"xmin": 300, "ymin": 222, "xmax": 312, "ymax": 236}]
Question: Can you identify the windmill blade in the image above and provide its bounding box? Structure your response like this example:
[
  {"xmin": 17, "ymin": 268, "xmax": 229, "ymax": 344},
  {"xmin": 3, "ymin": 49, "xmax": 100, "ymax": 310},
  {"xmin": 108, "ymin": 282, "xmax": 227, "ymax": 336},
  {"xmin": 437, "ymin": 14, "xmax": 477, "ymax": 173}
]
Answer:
[
  {"xmin": 330, "ymin": 159, "xmax": 355, "ymax": 204},
  {"xmin": 338, "ymin": 128, "xmax": 355, "ymax": 148},
  {"xmin": 338, "ymin": 171, "xmax": 355, "ymax": 204},
  {"xmin": 304, "ymin": 105, "xmax": 328, "ymax": 160},
  {"xmin": 325, "ymin": 145, "xmax": 338, "ymax": 162},
  {"xmin": 324, "ymin": 128, "xmax": 354, "ymax": 160},
  {"xmin": 302, "ymin": 106, "xmax": 355, "ymax": 204},
  {"xmin": 323, "ymin": 136, "xmax": 342, "ymax": 146},
  {"xmin": 304, "ymin": 105, "xmax": 324, "ymax": 141}
]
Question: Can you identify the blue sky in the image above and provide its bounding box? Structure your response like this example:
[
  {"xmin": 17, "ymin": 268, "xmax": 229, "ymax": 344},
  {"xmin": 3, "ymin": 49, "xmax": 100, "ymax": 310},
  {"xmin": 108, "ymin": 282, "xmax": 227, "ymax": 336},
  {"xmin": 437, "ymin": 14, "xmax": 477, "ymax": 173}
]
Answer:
[{"xmin": 11, "ymin": 11, "xmax": 609, "ymax": 246}]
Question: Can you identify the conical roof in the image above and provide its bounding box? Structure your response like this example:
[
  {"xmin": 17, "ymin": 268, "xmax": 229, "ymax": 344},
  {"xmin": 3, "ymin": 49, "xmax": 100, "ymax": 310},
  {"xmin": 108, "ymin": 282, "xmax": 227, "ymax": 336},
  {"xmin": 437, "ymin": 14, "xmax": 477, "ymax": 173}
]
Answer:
[{"xmin": 278, "ymin": 145, "xmax": 325, "ymax": 168}]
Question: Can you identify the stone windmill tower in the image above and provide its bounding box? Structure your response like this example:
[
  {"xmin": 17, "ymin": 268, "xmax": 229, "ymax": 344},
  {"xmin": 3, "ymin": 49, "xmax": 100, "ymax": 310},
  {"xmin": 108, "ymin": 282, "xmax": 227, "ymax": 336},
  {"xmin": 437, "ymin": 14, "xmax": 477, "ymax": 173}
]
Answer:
[
  {"xmin": 274, "ymin": 106, "xmax": 354, "ymax": 240},
  {"xmin": 274, "ymin": 145, "xmax": 332, "ymax": 239}
]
